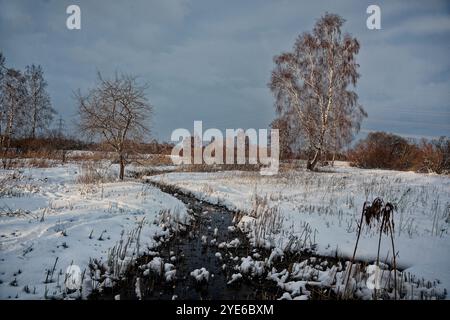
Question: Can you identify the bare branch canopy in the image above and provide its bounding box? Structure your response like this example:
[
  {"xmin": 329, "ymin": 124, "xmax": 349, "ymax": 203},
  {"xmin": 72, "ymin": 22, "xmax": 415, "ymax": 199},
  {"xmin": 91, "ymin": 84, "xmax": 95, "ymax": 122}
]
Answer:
[{"xmin": 75, "ymin": 72, "xmax": 153, "ymax": 179}]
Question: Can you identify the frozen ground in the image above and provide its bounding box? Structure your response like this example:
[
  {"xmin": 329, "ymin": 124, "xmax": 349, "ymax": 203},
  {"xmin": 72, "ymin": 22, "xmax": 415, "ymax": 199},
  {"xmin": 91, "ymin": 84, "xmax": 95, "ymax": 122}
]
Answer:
[
  {"xmin": 147, "ymin": 162, "xmax": 450, "ymax": 296},
  {"xmin": 0, "ymin": 164, "xmax": 189, "ymax": 299},
  {"xmin": 1, "ymin": 160, "xmax": 448, "ymax": 300}
]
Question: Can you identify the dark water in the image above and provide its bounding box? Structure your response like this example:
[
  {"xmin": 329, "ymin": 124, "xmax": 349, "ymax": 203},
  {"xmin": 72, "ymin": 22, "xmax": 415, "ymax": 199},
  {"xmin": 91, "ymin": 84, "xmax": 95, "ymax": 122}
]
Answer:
[
  {"xmin": 92, "ymin": 183, "xmax": 282, "ymax": 300},
  {"xmin": 88, "ymin": 181, "xmax": 446, "ymax": 301}
]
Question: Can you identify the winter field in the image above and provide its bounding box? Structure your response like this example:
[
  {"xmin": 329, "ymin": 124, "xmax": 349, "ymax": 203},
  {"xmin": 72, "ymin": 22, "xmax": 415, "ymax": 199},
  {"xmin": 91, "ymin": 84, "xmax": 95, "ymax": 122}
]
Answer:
[
  {"xmin": 148, "ymin": 162, "xmax": 450, "ymax": 297},
  {"xmin": 0, "ymin": 162, "xmax": 190, "ymax": 299},
  {"xmin": 0, "ymin": 160, "xmax": 449, "ymax": 300}
]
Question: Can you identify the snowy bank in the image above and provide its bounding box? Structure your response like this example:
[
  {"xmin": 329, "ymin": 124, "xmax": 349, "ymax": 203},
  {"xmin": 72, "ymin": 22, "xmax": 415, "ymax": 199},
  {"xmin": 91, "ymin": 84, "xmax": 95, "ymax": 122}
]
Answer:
[
  {"xmin": 147, "ymin": 165, "xmax": 450, "ymax": 296},
  {"xmin": 0, "ymin": 165, "xmax": 189, "ymax": 299}
]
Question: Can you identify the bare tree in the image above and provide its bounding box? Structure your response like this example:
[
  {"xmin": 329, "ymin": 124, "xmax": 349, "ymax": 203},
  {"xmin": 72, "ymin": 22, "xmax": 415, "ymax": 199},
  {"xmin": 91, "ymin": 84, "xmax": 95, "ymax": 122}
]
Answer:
[
  {"xmin": 0, "ymin": 52, "xmax": 5, "ymax": 141},
  {"xmin": 24, "ymin": 64, "xmax": 55, "ymax": 138},
  {"xmin": 0, "ymin": 52, "xmax": 5, "ymax": 82},
  {"xmin": 76, "ymin": 73, "xmax": 152, "ymax": 180},
  {"xmin": 269, "ymin": 13, "xmax": 366, "ymax": 170},
  {"xmin": 0, "ymin": 65, "xmax": 28, "ymax": 169},
  {"xmin": 0, "ymin": 68, "xmax": 28, "ymax": 149}
]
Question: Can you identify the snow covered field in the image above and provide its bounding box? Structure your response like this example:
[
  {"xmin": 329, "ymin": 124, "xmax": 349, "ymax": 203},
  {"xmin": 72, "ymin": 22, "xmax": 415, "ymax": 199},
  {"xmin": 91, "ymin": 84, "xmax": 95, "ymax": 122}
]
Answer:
[
  {"xmin": 0, "ymin": 164, "xmax": 189, "ymax": 299},
  {"xmin": 1, "ymin": 161, "xmax": 448, "ymax": 300},
  {"xmin": 148, "ymin": 162, "xmax": 450, "ymax": 296}
]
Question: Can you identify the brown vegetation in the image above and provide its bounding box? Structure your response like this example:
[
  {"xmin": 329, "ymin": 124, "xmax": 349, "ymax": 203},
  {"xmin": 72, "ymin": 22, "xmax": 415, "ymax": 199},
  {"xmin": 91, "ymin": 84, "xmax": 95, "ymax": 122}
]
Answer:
[{"xmin": 348, "ymin": 132, "xmax": 449, "ymax": 174}]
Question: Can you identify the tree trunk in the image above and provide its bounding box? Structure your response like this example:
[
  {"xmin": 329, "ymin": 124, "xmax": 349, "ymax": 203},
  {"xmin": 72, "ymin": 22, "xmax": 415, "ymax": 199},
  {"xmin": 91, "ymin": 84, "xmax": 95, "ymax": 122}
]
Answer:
[
  {"xmin": 119, "ymin": 153, "xmax": 125, "ymax": 180},
  {"xmin": 31, "ymin": 96, "xmax": 37, "ymax": 139},
  {"xmin": 307, "ymin": 149, "xmax": 321, "ymax": 171},
  {"xmin": 31, "ymin": 111, "xmax": 37, "ymax": 139},
  {"xmin": 61, "ymin": 150, "xmax": 66, "ymax": 164}
]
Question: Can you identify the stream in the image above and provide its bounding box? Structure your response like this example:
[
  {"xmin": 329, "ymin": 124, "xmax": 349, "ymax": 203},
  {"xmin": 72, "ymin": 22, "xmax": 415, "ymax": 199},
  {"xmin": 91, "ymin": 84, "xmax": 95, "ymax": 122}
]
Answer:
[
  {"xmin": 87, "ymin": 179, "xmax": 445, "ymax": 300},
  {"xmin": 91, "ymin": 182, "xmax": 286, "ymax": 300}
]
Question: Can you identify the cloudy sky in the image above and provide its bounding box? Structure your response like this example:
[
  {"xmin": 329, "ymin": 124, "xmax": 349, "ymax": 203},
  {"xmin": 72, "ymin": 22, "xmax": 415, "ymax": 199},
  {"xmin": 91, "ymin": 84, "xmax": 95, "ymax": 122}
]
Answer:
[{"xmin": 1, "ymin": 0, "xmax": 449, "ymax": 141}]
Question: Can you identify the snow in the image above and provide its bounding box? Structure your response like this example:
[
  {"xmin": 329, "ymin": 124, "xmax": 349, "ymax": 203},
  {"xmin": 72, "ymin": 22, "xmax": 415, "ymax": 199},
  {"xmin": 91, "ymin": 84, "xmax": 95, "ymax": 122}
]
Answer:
[
  {"xmin": 135, "ymin": 277, "xmax": 142, "ymax": 300},
  {"xmin": 2, "ymin": 161, "xmax": 448, "ymax": 300},
  {"xmin": 239, "ymin": 256, "xmax": 265, "ymax": 277},
  {"xmin": 263, "ymin": 255, "xmax": 446, "ymax": 300},
  {"xmin": 0, "ymin": 164, "xmax": 189, "ymax": 299},
  {"xmin": 267, "ymin": 247, "xmax": 284, "ymax": 266},
  {"xmin": 237, "ymin": 216, "xmax": 255, "ymax": 233},
  {"xmin": 226, "ymin": 238, "xmax": 240, "ymax": 248},
  {"xmin": 142, "ymin": 257, "xmax": 164, "ymax": 275},
  {"xmin": 164, "ymin": 263, "xmax": 177, "ymax": 282},
  {"xmin": 147, "ymin": 164, "xmax": 450, "ymax": 296},
  {"xmin": 227, "ymin": 273, "xmax": 242, "ymax": 285},
  {"xmin": 190, "ymin": 267, "xmax": 210, "ymax": 283},
  {"xmin": 278, "ymin": 292, "xmax": 293, "ymax": 300}
]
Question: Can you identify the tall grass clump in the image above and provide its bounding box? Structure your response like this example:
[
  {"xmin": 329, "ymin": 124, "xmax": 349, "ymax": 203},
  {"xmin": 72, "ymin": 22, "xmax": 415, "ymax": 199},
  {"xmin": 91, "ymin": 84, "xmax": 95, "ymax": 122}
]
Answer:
[{"xmin": 344, "ymin": 197, "xmax": 398, "ymax": 299}]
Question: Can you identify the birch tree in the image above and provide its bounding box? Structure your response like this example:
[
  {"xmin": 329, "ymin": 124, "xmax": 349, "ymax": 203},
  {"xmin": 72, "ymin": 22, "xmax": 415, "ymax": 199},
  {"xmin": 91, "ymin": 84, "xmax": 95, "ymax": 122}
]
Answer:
[
  {"xmin": 0, "ymin": 52, "xmax": 5, "ymax": 140},
  {"xmin": 0, "ymin": 52, "xmax": 5, "ymax": 82},
  {"xmin": 0, "ymin": 68, "xmax": 28, "ymax": 149},
  {"xmin": 269, "ymin": 13, "xmax": 366, "ymax": 170},
  {"xmin": 24, "ymin": 64, "xmax": 55, "ymax": 138},
  {"xmin": 76, "ymin": 73, "xmax": 152, "ymax": 180}
]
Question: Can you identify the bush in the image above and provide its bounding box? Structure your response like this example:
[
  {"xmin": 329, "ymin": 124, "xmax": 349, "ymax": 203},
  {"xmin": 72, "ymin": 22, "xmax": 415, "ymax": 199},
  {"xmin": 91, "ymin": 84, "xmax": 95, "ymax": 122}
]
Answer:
[
  {"xmin": 348, "ymin": 132, "xmax": 418, "ymax": 170},
  {"xmin": 414, "ymin": 139, "xmax": 447, "ymax": 173},
  {"xmin": 349, "ymin": 132, "xmax": 449, "ymax": 174}
]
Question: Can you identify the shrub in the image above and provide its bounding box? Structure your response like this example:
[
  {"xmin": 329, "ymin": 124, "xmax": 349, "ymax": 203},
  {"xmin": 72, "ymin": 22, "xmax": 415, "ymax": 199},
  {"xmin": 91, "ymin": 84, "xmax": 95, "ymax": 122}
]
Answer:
[
  {"xmin": 348, "ymin": 132, "xmax": 419, "ymax": 170},
  {"xmin": 413, "ymin": 140, "xmax": 443, "ymax": 173},
  {"xmin": 349, "ymin": 132, "xmax": 449, "ymax": 174}
]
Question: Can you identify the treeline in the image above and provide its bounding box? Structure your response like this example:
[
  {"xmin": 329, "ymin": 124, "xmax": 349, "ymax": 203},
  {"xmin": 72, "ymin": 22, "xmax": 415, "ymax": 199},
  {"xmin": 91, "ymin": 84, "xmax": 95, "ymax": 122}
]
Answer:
[
  {"xmin": 348, "ymin": 132, "xmax": 450, "ymax": 174},
  {"xmin": 7, "ymin": 136, "xmax": 174, "ymax": 158},
  {"xmin": 86, "ymin": 139, "xmax": 174, "ymax": 155},
  {"xmin": 0, "ymin": 52, "xmax": 173, "ymax": 167},
  {"xmin": 2, "ymin": 49, "xmax": 448, "ymax": 174}
]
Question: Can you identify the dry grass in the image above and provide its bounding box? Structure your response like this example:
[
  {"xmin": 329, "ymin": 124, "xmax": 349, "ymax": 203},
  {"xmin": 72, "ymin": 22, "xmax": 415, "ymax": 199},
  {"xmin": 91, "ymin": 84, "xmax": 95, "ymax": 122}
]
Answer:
[
  {"xmin": 1, "ymin": 156, "xmax": 55, "ymax": 169},
  {"xmin": 76, "ymin": 161, "xmax": 116, "ymax": 185},
  {"xmin": 132, "ymin": 154, "xmax": 172, "ymax": 166}
]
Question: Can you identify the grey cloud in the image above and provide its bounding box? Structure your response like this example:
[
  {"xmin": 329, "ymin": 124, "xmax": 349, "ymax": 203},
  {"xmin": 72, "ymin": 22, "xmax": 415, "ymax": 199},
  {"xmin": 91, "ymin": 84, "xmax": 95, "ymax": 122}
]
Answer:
[{"xmin": 0, "ymin": 0, "xmax": 448, "ymax": 140}]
